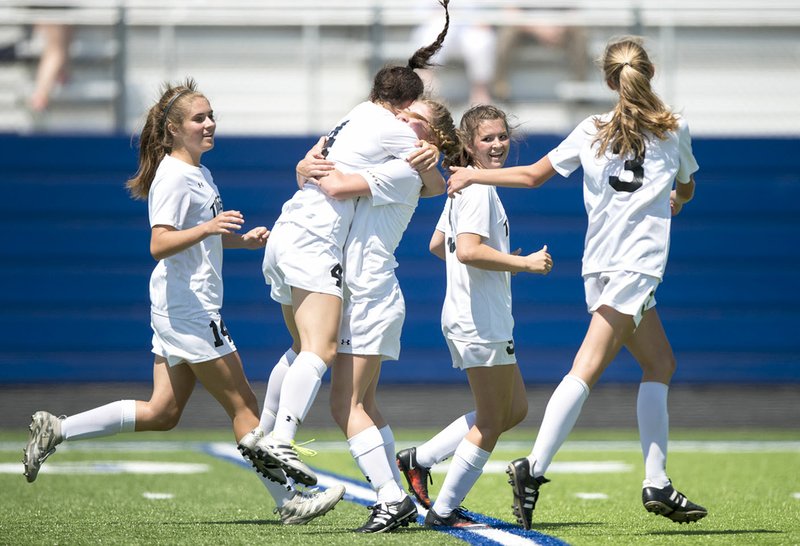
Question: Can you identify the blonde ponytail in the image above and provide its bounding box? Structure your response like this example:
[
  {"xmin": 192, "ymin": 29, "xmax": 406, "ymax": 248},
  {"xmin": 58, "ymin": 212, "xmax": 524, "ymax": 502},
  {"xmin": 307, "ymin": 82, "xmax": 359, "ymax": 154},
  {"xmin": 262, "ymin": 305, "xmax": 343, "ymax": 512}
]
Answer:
[{"xmin": 593, "ymin": 36, "xmax": 678, "ymax": 159}]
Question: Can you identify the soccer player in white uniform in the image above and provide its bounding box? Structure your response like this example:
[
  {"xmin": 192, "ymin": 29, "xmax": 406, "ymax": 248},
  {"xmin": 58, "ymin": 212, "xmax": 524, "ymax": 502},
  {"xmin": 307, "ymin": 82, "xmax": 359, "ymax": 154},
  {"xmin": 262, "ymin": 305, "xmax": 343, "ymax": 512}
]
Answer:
[
  {"xmin": 238, "ymin": 0, "xmax": 452, "ymax": 496},
  {"xmin": 22, "ymin": 79, "xmax": 345, "ymax": 524},
  {"xmin": 293, "ymin": 98, "xmax": 460, "ymax": 532},
  {"xmin": 447, "ymin": 36, "xmax": 706, "ymax": 528},
  {"xmin": 391, "ymin": 105, "xmax": 551, "ymax": 528}
]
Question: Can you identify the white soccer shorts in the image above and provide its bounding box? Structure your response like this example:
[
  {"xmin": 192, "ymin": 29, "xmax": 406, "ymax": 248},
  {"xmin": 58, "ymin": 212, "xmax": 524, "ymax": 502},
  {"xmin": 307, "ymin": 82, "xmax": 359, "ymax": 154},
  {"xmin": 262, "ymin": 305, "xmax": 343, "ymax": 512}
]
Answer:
[
  {"xmin": 338, "ymin": 282, "xmax": 405, "ymax": 361},
  {"xmin": 445, "ymin": 338, "xmax": 517, "ymax": 370},
  {"xmin": 583, "ymin": 270, "xmax": 660, "ymax": 327},
  {"xmin": 262, "ymin": 221, "xmax": 344, "ymax": 305},
  {"xmin": 151, "ymin": 312, "xmax": 237, "ymax": 367}
]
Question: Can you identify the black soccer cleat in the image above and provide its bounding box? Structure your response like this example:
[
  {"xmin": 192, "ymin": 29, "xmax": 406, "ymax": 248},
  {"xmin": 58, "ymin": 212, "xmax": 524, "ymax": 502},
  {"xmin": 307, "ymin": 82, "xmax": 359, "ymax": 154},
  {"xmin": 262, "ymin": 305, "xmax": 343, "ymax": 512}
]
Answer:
[
  {"xmin": 236, "ymin": 428, "xmax": 287, "ymax": 484},
  {"xmin": 396, "ymin": 447, "xmax": 433, "ymax": 509},
  {"xmin": 642, "ymin": 482, "xmax": 708, "ymax": 523},
  {"xmin": 506, "ymin": 457, "xmax": 549, "ymax": 530},
  {"xmin": 424, "ymin": 506, "xmax": 486, "ymax": 528},
  {"xmin": 355, "ymin": 495, "xmax": 418, "ymax": 533}
]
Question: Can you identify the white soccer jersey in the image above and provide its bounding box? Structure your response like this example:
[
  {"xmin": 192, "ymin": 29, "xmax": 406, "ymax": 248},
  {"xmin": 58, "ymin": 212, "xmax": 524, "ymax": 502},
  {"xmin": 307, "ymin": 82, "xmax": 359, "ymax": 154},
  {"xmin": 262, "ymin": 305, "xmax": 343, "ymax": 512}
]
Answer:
[
  {"xmin": 338, "ymin": 159, "xmax": 422, "ymax": 359},
  {"xmin": 274, "ymin": 101, "xmax": 421, "ymax": 251},
  {"xmin": 344, "ymin": 158, "xmax": 422, "ymax": 299},
  {"xmin": 548, "ymin": 113, "xmax": 698, "ymax": 279},
  {"xmin": 435, "ymin": 177, "xmax": 514, "ymax": 343},
  {"xmin": 148, "ymin": 154, "xmax": 224, "ymax": 319}
]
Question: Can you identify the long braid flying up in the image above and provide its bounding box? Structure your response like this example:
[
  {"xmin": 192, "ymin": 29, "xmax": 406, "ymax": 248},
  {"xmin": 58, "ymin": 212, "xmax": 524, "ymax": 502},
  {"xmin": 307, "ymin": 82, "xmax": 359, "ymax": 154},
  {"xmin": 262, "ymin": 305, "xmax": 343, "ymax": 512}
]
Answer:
[
  {"xmin": 408, "ymin": 0, "xmax": 450, "ymax": 70},
  {"xmin": 369, "ymin": 0, "xmax": 450, "ymax": 107}
]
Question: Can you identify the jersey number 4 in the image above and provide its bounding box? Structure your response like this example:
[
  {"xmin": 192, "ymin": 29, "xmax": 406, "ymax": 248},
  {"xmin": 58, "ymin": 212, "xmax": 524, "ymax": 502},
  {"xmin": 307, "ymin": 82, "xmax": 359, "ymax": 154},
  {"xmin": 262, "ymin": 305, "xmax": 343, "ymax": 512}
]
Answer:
[
  {"xmin": 322, "ymin": 120, "xmax": 350, "ymax": 158},
  {"xmin": 609, "ymin": 155, "xmax": 644, "ymax": 193}
]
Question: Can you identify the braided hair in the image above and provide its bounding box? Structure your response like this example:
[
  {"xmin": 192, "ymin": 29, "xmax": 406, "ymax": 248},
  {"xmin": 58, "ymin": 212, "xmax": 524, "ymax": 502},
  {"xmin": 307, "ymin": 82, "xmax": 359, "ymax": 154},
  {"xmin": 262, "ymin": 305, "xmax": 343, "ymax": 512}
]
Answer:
[{"xmin": 417, "ymin": 98, "xmax": 459, "ymax": 170}]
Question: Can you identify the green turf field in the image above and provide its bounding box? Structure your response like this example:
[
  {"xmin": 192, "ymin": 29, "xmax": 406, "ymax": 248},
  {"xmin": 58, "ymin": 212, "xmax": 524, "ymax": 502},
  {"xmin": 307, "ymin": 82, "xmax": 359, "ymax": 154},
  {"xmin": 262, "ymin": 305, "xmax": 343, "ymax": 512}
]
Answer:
[{"xmin": 2, "ymin": 428, "xmax": 798, "ymax": 545}]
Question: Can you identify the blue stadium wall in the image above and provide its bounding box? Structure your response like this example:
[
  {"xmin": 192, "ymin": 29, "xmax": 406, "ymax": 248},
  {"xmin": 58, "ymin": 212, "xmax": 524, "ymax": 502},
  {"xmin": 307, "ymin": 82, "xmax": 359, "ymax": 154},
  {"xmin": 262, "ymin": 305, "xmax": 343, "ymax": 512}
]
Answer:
[{"xmin": 1, "ymin": 134, "xmax": 798, "ymax": 384}]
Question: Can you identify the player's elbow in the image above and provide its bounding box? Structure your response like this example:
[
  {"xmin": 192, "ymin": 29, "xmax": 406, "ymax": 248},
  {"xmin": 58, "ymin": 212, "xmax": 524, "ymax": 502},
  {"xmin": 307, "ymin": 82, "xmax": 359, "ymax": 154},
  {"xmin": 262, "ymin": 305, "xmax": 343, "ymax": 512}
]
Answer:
[
  {"xmin": 150, "ymin": 244, "xmax": 168, "ymax": 262},
  {"xmin": 522, "ymin": 169, "xmax": 547, "ymax": 188},
  {"xmin": 529, "ymin": 176, "xmax": 546, "ymax": 188},
  {"xmin": 456, "ymin": 246, "xmax": 479, "ymax": 265},
  {"xmin": 678, "ymin": 178, "xmax": 696, "ymax": 203},
  {"xmin": 323, "ymin": 185, "xmax": 347, "ymax": 200}
]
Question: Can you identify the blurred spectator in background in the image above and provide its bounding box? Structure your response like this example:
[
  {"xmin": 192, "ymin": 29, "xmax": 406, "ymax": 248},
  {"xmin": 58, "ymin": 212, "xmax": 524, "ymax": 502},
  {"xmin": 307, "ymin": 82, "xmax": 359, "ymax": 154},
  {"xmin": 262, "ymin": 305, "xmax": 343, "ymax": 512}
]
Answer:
[
  {"xmin": 412, "ymin": 2, "xmax": 496, "ymax": 105},
  {"xmin": 492, "ymin": 8, "xmax": 588, "ymax": 102},
  {"xmin": 29, "ymin": 19, "xmax": 72, "ymax": 112}
]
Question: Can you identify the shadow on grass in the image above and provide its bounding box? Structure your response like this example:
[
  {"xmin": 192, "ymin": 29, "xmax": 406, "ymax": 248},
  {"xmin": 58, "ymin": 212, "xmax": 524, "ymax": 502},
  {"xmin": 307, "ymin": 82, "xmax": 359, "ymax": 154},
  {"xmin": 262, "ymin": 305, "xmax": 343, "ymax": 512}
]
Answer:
[
  {"xmin": 647, "ymin": 529, "xmax": 783, "ymax": 537},
  {"xmin": 527, "ymin": 522, "xmax": 604, "ymax": 530},
  {"xmin": 172, "ymin": 520, "xmax": 281, "ymax": 526}
]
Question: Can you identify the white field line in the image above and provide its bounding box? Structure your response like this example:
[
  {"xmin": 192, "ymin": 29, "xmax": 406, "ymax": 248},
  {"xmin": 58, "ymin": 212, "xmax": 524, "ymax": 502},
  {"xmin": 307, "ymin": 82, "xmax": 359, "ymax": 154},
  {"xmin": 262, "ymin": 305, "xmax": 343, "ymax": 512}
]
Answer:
[
  {"xmin": 207, "ymin": 442, "xmax": 567, "ymax": 546},
  {"xmin": 0, "ymin": 461, "xmax": 208, "ymax": 475},
  {"xmin": 431, "ymin": 460, "xmax": 633, "ymax": 475}
]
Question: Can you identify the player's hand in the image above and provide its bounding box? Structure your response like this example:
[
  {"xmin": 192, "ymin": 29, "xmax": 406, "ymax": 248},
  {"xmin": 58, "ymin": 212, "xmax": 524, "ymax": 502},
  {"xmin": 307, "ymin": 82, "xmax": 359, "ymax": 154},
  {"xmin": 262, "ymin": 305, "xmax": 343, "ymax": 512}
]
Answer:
[
  {"xmin": 448, "ymin": 166, "xmax": 473, "ymax": 197},
  {"xmin": 207, "ymin": 210, "xmax": 244, "ymax": 235},
  {"xmin": 521, "ymin": 244, "xmax": 552, "ymax": 275},
  {"xmin": 241, "ymin": 226, "xmax": 270, "ymax": 249},
  {"xmin": 408, "ymin": 140, "xmax": 440, "ymax": 173},
  {"xmin": 670, "ymin": 190, "xmax": 684, "ymax": 216},
  {"xmin": 297, "ymin": 136, "xmax": 335, "ymax": 180}
]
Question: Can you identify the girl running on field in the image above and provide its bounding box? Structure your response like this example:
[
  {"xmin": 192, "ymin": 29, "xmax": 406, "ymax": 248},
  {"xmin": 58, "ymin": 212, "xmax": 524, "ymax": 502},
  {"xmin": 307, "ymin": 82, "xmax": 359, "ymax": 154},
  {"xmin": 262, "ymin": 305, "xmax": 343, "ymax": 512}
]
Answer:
[{"xmin": 447, "ymin": 36, "xmax": 706, "ymax": 528}]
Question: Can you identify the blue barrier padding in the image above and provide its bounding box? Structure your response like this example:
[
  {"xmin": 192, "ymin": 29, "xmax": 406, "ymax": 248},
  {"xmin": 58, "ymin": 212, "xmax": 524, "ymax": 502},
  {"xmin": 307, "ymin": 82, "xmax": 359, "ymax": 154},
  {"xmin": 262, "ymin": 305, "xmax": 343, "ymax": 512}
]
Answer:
[{"xmin": 1, "ymin": 134, "xmax": 798, "ymax": 383}]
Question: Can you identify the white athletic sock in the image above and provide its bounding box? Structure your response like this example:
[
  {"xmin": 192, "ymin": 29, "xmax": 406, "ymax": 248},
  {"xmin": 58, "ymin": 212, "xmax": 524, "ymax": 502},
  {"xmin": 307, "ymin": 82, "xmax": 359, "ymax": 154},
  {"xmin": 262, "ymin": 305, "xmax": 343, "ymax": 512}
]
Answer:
[
  {"xmin": 61, "ymin": 400, "xmax": 137, "ymax": 441},
  {"xmin": 378, "ymin": 424, "xmax": 403, "ymax": 488},
  {"xmin": 637, "ymin": 381, "xmax": 671, "ymax": 488},
  {"xmin": 348, "ymin": 426, "xmax": 404, "ymax": 502},
  {"xmin": 416, "ymin": 411, "xmax": 476, "ymax": 468},
  {"xmin": 431, "ymin": 438, "xmax": 490, "ymax": 517},
  {"xmin": 272, "ymin": 352, "xmax": 327, "ymax": 441},
  {"xmin": 259, "ymin": 473, "xmax": 294, "ymax": 505},
  {"xmin": 529, "ymin": 375, "xmax": 590, "ymax": 477},
  {"xmin": 260, "ymin": 348, "xmax": 297, "ymax": 433}
]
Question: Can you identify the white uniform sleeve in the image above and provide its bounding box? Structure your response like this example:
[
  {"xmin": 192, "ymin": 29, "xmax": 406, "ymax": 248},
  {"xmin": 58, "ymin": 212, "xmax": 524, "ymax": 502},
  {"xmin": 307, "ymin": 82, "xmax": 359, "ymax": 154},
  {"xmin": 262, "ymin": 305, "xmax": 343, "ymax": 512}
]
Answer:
[
  {"xmin": 149, "ymin": 175, "xmax": 191, "ymax": 229},
  {"xmin": 547, "ymin": 116, "xmax": 594, "ymax": 178},
  {"xmin": 453, "ymin": 185, "xmax": 492, "ymax": 239},
  {"xmin": 434, "ymin": 200, "xmax": 448, "ymax": 234},
  {"xmin": 379, "ymin": 121, "xmax": 421, "ymax": 161},
  {"xmin": 675, "ymin": 117, "xmax": 699, "ymax": 184},
  {"xmin": 360, "ymin": 159, "xmax": 422, "ymax": 207}
]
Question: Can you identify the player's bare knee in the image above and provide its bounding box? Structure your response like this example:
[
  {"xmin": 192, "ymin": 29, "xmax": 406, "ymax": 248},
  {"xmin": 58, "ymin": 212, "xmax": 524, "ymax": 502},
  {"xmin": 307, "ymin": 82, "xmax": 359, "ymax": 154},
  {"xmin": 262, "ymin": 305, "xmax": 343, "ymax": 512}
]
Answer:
[
  {"xmin": 319, "ymin": 346, "xmax": 339, "ymax": 366},
  {"xmin": 643, "ymin": 354, "xmax": 676, "ymax": 381},
  {"xmin": 474, "ymin": 421, "xmax": 504, "ymax": 445},
  {"xmin": 507, "ymin": 401, "xmax": 528, "ymax": 430},
  {"xmin": 144, "ymin": 413, "xmax": 180, "ymax": 431}
]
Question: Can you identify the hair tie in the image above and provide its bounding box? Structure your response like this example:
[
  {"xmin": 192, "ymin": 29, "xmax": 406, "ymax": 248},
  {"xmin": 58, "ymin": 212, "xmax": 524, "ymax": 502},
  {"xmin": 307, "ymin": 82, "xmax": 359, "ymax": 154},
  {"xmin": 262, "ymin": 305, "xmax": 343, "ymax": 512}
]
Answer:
[
  {"xmin": 621, "ymin": 62, "xmax": 631, "ymax": 68},
  {"xmin": 161, "ymin": 90, "xmax": 189, "ymax": 132}
]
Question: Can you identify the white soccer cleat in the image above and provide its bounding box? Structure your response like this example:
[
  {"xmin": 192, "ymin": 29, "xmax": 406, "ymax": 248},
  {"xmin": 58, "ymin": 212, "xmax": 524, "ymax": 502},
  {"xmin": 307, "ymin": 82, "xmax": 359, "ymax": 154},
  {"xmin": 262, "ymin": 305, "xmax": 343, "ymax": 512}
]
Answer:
[
  {"xmin": 275, "ymin": 484, "xmax": 346, "ymax": 525},
  {"xmin": 255, "ymin": 434, "xmax": 318, "ymax": 486},
  {"xmin": 23, "ymin": 411, "xmax": 64, "ymax": 483},
  {"xmin": 237, "ymin": 428, "xmax": 287, "ymax": 484}
]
